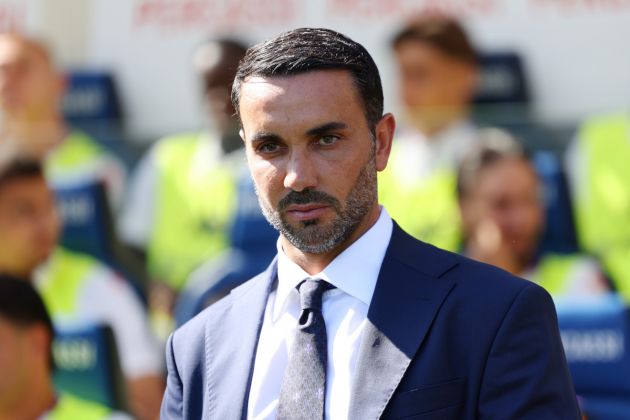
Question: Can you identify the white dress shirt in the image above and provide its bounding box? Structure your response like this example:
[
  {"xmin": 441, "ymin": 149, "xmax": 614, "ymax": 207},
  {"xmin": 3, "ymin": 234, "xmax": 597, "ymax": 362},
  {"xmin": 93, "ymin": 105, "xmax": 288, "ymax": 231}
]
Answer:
[{"xmin": 247, "ymin": 208, "xmax": 393, "ymax": 420}]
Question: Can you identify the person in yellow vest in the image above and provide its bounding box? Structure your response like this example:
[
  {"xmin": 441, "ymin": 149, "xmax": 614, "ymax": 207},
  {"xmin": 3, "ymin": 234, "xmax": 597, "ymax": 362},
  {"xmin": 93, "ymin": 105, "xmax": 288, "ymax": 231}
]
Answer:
[
  {"xmin": 0, "ymin": 33, "xmax": 126, "ymax": 207},
  {"xmin": 565, "ymin": 113, "xmax": 630, "ymax": 300},
  {"xmin": 379, "ymin": 16, "xmax": 480, "ymax": 251},
  {"xmin": 0, "ymin": 157, "xmax": 162, "ymax": 420},
  {"xmin": 119, "ymin": 38, "xmax": 248, "ymax": 334},
  {"xmin": 0, "ymin": 275, "xmax": 132, "ymax": 420},
  {"xmin": 458, "ymin": 128, "xmax": 609, "ymax": 298}
]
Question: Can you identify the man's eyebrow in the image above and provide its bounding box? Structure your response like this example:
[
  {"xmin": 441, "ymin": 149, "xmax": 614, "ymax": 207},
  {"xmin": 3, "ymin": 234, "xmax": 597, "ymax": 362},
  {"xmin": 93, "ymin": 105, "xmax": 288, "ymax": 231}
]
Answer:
[
  {"xmin": 249, "ymin": 131, "xmax": 283, "ymax": 143},
  {"xmin": 306, "ymin": 121, "xmax": 348, "ymax": 137}
]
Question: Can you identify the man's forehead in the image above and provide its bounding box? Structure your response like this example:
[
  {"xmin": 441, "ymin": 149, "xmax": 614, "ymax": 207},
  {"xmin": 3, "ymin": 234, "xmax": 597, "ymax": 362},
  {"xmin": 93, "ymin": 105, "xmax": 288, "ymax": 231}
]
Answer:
[{"xmin": 0, "ymin": 36, "xmax": 52, "ymax": 67}]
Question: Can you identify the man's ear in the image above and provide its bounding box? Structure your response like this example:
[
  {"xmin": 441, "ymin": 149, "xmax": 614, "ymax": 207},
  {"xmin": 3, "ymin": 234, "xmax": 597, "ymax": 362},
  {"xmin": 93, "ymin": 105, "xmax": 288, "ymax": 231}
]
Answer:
[
  {"xmin": 239, "ymin": 128, "xmax": 246, "ymax": 142},
  {"xmin": 374, "ymin": 113, "xmax": 396, "ymax": 172}
]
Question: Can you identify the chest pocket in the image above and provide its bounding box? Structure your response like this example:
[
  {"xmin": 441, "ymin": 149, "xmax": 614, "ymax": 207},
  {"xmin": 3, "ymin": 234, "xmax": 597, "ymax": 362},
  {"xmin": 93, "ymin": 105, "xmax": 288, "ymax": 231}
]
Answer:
[{"xmin": 383, "ymin": 378, "xmax": 466, "ymax": 419}]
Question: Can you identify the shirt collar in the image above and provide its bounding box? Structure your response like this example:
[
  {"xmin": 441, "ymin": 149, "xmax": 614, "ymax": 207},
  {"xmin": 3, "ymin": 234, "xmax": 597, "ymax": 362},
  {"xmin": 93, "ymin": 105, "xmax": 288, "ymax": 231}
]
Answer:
[{"xmin": 274, "ymin": 207, "xmax": 393, "ymax": 321}]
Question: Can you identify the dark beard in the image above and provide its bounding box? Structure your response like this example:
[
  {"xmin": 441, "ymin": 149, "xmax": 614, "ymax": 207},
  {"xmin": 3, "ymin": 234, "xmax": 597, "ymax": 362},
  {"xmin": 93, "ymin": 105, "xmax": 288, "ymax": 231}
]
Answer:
[{"xmin": 257, "ymin": 152, "xmax": 377, "ymax": 254}]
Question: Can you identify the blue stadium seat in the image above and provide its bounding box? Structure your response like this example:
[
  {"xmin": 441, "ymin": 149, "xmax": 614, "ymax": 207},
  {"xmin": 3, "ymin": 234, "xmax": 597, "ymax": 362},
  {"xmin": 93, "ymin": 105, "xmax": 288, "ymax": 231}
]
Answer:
[
  {"xmin": 52, "ymin": 323, "xmax": 127, "ymax": 410},
  {"xmin": 62, "ymin": 70, "xmax": 141, "ymax": 167},
  {"xmin": 52, "ymin": 178, "xmax": 148, "ymax": 302},
  {"xmin": 532, "ymin": 150, "xmax": 579, "ymax": 254},
  {"xmin": 53, "ymin": 179, "xmax": 115, "ymax": 265},
  {"xmin": 473, "ymin": 51, "xmax": 529, "ymax": 106},
  {"xmin": 62, "ymin": 71, "xmax": 121, "ymax": 124},
  {"xmin": 556, "ymin": 294, "xmax": 630, "ymax": 418},
  {"xmin": 174, "ymin": 174, "xmax": 277, "ymax": 326}
]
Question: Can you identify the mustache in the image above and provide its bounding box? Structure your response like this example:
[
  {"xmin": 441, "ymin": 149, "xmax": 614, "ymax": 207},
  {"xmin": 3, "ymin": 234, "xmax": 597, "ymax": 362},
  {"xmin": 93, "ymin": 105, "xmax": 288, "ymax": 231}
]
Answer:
[{"xmin": 278, "ymin": 189, "xmax": 340, "ymax": 211}]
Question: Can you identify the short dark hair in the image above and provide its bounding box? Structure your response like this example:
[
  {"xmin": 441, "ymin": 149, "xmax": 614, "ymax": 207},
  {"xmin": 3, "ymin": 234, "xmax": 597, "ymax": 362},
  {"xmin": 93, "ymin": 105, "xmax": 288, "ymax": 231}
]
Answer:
[
  {"xmin": 392, "ymin": 16, "xmax": 477, "ymax": 65},
  {"xmin": 194, "ymin": 37, "xmax": 248, "ymax": 92},
  {"xmin": 0, "ymin": 158, "xmax": 44, "ymax": 189},
  {"xmin": 0, "ymin": 274, "xmax": 55, "ymax": 369},
  {"xmin": 231, "ymin": 27, "xmax": 384, "ymax": 132},
  {"xmin": 456, "ymin": 128, "xmax": 531, "ymax": 199}
]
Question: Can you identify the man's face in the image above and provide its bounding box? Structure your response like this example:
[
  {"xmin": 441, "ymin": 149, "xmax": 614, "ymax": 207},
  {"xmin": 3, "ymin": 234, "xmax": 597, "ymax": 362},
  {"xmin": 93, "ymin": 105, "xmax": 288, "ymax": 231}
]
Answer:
[
  {"xmin": 461, "ymin": 158, "xmax": 544, "ymax": 265},
  {"xmin": 0, "ymin": 176, "xmax": 60, "ymax": 276},
  {"xmin": 0, "ymin": 37, "xmax": 62, "ymax": 117},
  {"xmin": 394, "ymin": 40, "xmax": 477, "ymax": 131},
  {"xmin": 239, "ymin": 70, "xmax": 392, "ymax": 254},
  {"xmin": 0, "ymin": 317, "xmax": 32, "ymax": 411}
]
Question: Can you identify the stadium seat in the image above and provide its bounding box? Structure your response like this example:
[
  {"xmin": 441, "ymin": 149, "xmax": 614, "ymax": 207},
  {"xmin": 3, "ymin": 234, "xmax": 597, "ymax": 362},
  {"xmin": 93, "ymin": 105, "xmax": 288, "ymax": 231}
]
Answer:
[
  {"xmin": 62, "ymin": 70, "xmax": 142, "ymax": 167},
  {"xmin": 52, "ymin": 323, "xmax": 127, "ymax": 410},
  {"xmin": 556, "ymin": 294, "xmax": 630, "ymax": 418},
  {"xmin": 53, "ymin": 178, "xmax": 115, "ymax": 265},
  {"xmin": 532, "ymin": 150, "xmax": 579, "ymax": 254},
  {"xmin": 62, "ymin": 71, "xmax": 122, "ymax": 124},
  {"xmin": 52, "ymin": 178, "xmax": 148, "ymax": 302},
  {"xmin": 473, "ymin": 51, "xmax": 529, "ymax": 106},
  {"xmin": 174, "ymin": 174, "xmax": 277, "ymax": 326}
]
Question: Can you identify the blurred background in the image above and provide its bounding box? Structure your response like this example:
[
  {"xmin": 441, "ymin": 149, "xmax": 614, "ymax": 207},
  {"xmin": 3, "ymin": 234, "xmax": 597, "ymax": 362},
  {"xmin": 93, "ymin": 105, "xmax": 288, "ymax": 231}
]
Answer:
[{"xmin": 1, "ymin": 0, "xmax": 630, "ymax": 419}]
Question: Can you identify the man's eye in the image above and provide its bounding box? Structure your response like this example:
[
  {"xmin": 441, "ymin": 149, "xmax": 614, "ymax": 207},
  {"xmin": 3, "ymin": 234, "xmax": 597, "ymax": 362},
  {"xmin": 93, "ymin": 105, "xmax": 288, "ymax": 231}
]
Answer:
[
  {"xmin": 318, "ymin": 135, "xmax": 339, "ymax": 146},
  {"xmin": 258, "ymin": 142, "xmax": 281, "ymax": 153}
]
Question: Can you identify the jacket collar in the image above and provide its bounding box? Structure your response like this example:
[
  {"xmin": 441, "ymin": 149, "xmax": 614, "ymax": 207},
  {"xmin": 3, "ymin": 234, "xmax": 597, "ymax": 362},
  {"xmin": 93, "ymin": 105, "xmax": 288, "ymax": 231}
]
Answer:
[{"xmin": 349, "ymin": 222, "xmax": 459, "ymax": 419}]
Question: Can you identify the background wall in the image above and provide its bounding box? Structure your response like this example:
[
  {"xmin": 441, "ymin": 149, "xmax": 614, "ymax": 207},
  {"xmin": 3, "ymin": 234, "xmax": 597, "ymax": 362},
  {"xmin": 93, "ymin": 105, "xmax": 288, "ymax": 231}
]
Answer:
[{"xmin": 3, "ymin": 0, "xmax": 630, "ymax": 141}]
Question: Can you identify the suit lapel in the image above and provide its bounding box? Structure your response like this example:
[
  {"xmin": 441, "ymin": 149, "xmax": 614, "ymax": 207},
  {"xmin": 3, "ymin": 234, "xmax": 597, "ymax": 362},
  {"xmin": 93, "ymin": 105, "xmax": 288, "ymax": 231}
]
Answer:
[
  {"xmin": 205, "ymin": 258, "xmax": 277, "ymax": 420},
  {"xmin": 349, "ymin": 224, "xmax": 459, "ymax": 419}
]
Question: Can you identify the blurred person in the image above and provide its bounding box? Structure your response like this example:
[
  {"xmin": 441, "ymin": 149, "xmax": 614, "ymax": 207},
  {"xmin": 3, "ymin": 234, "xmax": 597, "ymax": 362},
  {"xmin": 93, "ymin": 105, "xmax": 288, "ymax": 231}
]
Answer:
[
  {"xmin": 0, "ymin": 33, "xmax": 126, "ymax": 207},
  {"xmin": 119, "ymin": 38, "xmax": 248, "ymax": 335},
  {"xmin": 459, "ymin": 129, "xmax": 609, "ymax": 297},
  {"xmin": 566, "ymin": 114, "xmax": 630, "ymax": 301},
  {"xmin": 0, "ymin": 157, "xmax": 163, "ymax": 420},
  {"xmin": 379, "ymin": 15, "xmax": 480, "ymax": 251},
  {"xmin": 0, "ymin": 275, "xmax": 132, "ymax": 420}
]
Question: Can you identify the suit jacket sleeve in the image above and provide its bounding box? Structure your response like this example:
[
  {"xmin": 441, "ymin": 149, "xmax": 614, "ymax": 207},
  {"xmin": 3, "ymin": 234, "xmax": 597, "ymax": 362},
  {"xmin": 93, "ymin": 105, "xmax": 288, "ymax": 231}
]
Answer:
[
  {"xmin": 478, "ymin": 283, "xmax": 580, "ymax": 419},
  {"xmin": 161, "ymin": 333, "xmax": 184, "ymax": 419}
]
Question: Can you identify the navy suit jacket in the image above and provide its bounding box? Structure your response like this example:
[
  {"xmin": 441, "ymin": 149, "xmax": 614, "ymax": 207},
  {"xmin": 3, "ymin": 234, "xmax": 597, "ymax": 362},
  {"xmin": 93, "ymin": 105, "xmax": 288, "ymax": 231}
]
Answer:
[{"xmin": 161, "ymin": 223, "xmax": 580, "ymax": 419}]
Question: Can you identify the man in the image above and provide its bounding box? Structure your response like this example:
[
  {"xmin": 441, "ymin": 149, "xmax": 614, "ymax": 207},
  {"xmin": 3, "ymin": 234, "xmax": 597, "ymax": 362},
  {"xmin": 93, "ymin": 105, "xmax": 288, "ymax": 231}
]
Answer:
[
  {"xmin": 0, "ymin": 275, "xmax": 131, "ymax": 419},
  {"xmin": 161, "ymin": 28, "xmax": 579, "ymax": 419},
  {"xmin": 458, "ymin": 128, "xmax": 608, "ymax": 297},
  {"xmin": 379, "ymin": 16, "xmax": 480, "ymax": 251},
  {"xmin": 0, "ymin": 33, "xmax": 126, "ymax": 206},
  {"xmin": 119, "ymin": 38, "xmax": 248, "ymax": 334},
  {"xmin": 0, "ymin": 157, "xmax": 163, "ymax": 420}
]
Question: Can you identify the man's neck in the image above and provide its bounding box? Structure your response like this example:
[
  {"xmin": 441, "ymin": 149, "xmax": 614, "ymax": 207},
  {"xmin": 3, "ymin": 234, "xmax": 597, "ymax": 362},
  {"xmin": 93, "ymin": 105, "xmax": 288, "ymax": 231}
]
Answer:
[
  {"xmin": 0, "ymin": 379, "xmax": 55, "ymax": 420},
  {"xmin": 413, "ymin": 107, "xmax": 469, "ymax": 138},
  {"xmin": 281, "ymin": 205, "xmax": 381, "ymax": 275},
  {"xmin": 2, "ymin": 114, "xmax": 67, "ymax": 158}
]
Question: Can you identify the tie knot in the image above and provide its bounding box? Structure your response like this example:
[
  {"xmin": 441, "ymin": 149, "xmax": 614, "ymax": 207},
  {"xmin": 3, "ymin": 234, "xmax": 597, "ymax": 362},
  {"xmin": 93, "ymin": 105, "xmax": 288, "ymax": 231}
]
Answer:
[{"xmin": 297, "ymin": 279, "xmax": 333, "ymax": 311}]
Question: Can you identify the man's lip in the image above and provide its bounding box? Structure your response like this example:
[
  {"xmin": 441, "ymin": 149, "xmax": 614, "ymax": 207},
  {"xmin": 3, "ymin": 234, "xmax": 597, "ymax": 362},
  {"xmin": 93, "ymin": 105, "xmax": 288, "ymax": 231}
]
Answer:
[{"xmin": 285, "ymin": 203, "xmax": 331, "ymax": 220}]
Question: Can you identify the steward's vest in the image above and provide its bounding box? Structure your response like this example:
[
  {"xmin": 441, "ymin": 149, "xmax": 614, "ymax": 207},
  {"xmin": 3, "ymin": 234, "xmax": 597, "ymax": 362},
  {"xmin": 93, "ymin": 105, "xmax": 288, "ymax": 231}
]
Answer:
[
  {"xmin": 379, "ymin": 151, "xmax": 460, "ymax": 252},
  {"xmin": 575, "ymin": 114, "xmax": 630, "ymax": 255},
  {"xmin": 46, "ymin": 131, "xmax": 106, "ymax": 179},
  {"xmin": 530, "ymin": 254, "xmax": 586, "ymax": 297},
  {"xmin": 47, "ymin": 393, "xmax": 112, "ymax": 420},
  {"xmin": 601, "ymin": 247, "xmax": 630, "ymax": 302},
  {"xmin": 148, "ymin": 134, "xmax": 237, "ymax": 289},
  {"xmin": 37, "ymin": 248, "xmax": 96, "ymax": 318}
]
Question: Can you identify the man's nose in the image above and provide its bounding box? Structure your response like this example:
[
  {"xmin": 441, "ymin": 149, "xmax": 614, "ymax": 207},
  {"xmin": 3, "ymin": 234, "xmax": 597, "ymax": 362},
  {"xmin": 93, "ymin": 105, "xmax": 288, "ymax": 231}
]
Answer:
[{"xmin": 284, "ymin": 150, "xmax": 317, "ymax": 192}]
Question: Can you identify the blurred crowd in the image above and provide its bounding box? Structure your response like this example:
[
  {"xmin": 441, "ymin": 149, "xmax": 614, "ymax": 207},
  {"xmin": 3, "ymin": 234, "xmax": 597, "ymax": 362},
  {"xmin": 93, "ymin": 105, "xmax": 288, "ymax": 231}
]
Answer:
[{"xmin": 0, "ymin": 14, "xmax": 628, "ymax": 419}]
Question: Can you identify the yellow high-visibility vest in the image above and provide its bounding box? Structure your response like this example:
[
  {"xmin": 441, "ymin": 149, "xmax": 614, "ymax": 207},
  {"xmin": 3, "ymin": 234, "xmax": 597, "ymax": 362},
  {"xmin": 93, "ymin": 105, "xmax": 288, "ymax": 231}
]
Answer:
[
  {"xmin": 379, "ymin": 149, "xmax": 461, "ymax": 251},
  {"xmin": 37, "ymin": 248, "xmax": 95, "ymax": 317},
  {"xmin": 147, "ymin": 133, "xmax": 237, "ymax": 289},
  {"xmin": 46, "ymin": 131, "xmax": 106, "ymax": 178},
  {"xmin": 47, "ymin": 393, "xmax": 112, "ymax": 420},
  {"xmin": 530, "ymin": 254, "xmax": 586, "ymax": 297},
  {"xmin": 574, "ymin": 114, "xmax": 630, "ymax": 255}
]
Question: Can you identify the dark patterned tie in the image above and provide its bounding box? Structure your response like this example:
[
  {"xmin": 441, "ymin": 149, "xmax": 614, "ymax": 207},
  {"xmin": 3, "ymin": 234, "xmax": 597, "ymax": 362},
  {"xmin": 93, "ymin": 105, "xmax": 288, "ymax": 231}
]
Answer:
[{"xmin": 277, "ymin": 279, "xmax": 334, "ymax": 420}]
